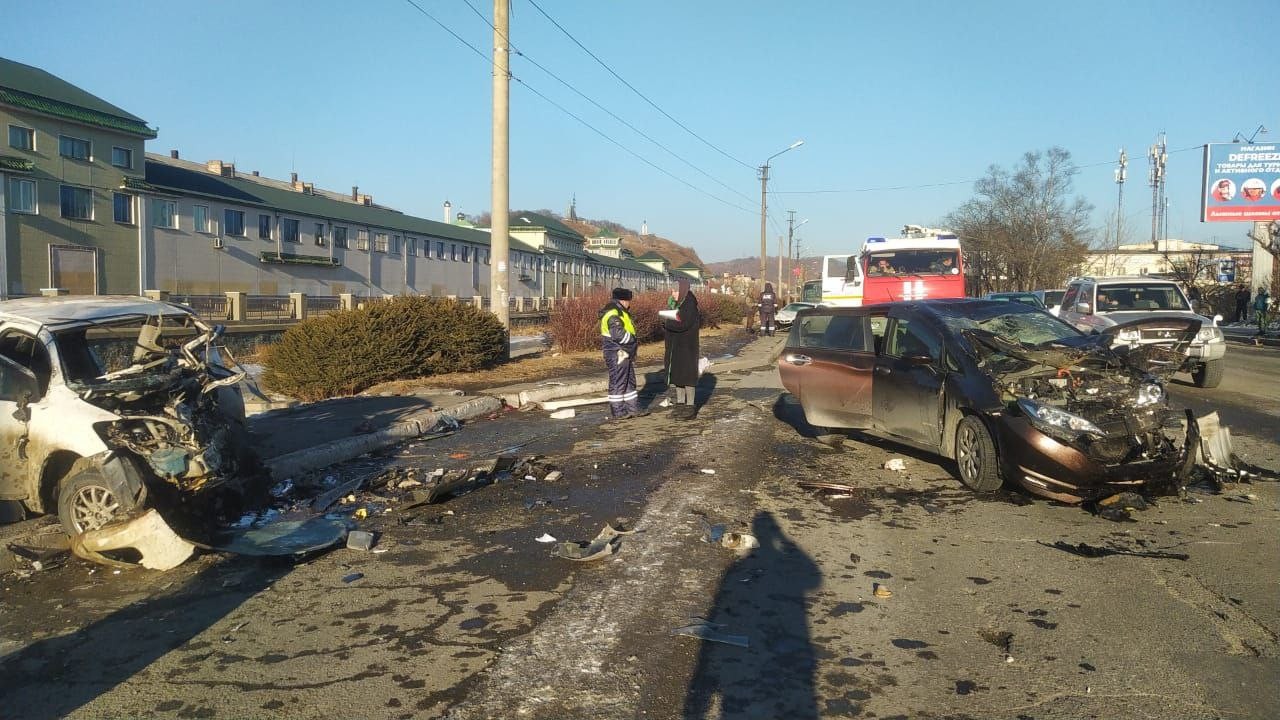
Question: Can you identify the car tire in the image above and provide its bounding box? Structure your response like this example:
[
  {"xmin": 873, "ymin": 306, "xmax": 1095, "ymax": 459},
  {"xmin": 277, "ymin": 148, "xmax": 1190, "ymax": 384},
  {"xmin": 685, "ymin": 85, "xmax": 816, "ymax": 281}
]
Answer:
[
  {"xmin": 1192, "ymin": 359, "xmax": 1224, "ymax": 388},
  {"xmin": 955, "ymin": 415, "xmax": 1002, "ymax": 493},
  {"xmin": 57, "ymin": 466, "xmax": 140, "ymax": 535}
]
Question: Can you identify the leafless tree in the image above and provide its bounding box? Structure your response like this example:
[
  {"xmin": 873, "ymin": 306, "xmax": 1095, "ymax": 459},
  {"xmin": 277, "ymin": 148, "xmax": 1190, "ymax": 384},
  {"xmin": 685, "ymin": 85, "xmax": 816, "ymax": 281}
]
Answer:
[{"xmin": 946, "ymin": 148, "xmax": 1093, "ymax": 294}]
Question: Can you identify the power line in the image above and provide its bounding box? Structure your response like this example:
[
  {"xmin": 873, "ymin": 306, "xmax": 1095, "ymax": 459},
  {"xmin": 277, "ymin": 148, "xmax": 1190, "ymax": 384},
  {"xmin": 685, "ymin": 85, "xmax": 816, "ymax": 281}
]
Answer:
[
  {"xmin": 771, "ymin": 145, "xmax": 1204, "ymax": 196},
  {"xmin": 401, "ymin": 0, "xmax": 756, "ymax": 214},
  {"xmin": 524, "ymin": 0, "xmax": 755, "ymax": 171},
  {"xmin": 457, "ymin": 0, "xmax": 755, "ymax": 205}
]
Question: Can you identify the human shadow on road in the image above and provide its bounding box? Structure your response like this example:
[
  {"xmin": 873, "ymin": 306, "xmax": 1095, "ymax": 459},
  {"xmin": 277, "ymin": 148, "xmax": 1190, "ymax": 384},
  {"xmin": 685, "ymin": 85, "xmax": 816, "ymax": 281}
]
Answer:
[
  {"xmin": 682, "ymin": 511, "xmax": 822, "ymax": 719},
  {"xmin": 695, "ymin": 372, "xmax": 719, "ymax": 412},
  {"xmin": 0, "ymin": 555, "xmax": 294, "ymax": 719}
]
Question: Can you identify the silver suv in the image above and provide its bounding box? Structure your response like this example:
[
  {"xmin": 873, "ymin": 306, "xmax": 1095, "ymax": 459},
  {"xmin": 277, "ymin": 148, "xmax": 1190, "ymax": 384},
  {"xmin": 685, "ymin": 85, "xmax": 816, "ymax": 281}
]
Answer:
[{"xmin": 1058, "ymin": 276, "xmax": 1226, "ymax": 387}]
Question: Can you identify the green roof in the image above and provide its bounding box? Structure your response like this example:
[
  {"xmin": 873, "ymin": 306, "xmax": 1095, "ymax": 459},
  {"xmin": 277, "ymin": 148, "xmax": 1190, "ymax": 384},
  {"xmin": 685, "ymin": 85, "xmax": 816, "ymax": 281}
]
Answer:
[
  {"xmin": 508, "ymin": 211, "xmax": 584, "ymax": 240},
  {"xmin": 144, "ymin": 156, "xmax": 540, "ymax": 253},
  {"xmin": 585, "ymin": 251, "xmax": 661, "ymax": 275},
  {"xmin": 674, "ymin": 262, "xmax": 703, "ymax": 271},
  {"xmin": 0, "ymin": 57, "xmax": 155, "ymax": 138},
  {"xmin": 635, "ymin": 251, "xmax": 668, "ymax": 262}
]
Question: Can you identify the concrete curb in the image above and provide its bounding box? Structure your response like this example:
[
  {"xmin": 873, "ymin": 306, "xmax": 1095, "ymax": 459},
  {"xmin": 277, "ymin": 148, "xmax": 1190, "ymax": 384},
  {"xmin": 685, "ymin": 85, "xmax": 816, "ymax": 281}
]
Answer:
[{"xmin": 265, "ymin": 395, "xmax": 502, "ymax": 479}]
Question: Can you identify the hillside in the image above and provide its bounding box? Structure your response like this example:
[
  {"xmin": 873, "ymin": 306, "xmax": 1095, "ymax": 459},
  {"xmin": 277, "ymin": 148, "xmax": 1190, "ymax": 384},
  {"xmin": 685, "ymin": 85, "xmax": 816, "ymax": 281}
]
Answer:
[
  {"xmin": 705, "ymin": 255, "xmax": 827, "ymax": 281},
  {"xmin": 559, "ymin": 216, "xmax": 706, "ymax": 269}
]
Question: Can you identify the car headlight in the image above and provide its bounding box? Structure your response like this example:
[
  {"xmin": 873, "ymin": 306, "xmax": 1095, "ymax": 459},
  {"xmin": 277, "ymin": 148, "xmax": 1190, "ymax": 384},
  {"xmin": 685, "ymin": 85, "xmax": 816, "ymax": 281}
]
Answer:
[
  {"xmin": 1195, "ymin": 326, "xmax": 1223, "ymax": 343},
  {"xmin": 1016, "ymin": 398, "xmax": 1105, "ymax": 438},
  {"xmin": 1134, "ymin": 382, "xmax": 1164, "ymax": 408},
  {"xmin": 1116, "ymin": 328, "xmax": 1141, "ymax": 342}
]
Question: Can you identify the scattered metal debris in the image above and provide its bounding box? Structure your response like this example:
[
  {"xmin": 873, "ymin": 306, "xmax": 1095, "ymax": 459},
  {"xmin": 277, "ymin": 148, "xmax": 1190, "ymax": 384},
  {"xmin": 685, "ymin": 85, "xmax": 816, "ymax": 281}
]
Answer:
[
  {"xmin": 673, "ymin": 618, "xmax": 749, "ymax": 648},
  {"xmin": 346, "ymin": 530, "xmax": 376, "ymax": 551},
  {"xmin": 1092, "ymin": 491, "xmax": 1151, "ymax": 522},
  {"xmin": 1040, "ymin": 540, "xmax": 1189, "ymax": 561},
  {"xmin": 553, "ymin": 523, "xmax": 634, "ymax": 561},
  {"xmin": 798, "ymin": 480, "xmax": 859, "ymax": 494},
  {"xmin": 212, "ymin": 517, "xmax": 351, "ymax": 557}
]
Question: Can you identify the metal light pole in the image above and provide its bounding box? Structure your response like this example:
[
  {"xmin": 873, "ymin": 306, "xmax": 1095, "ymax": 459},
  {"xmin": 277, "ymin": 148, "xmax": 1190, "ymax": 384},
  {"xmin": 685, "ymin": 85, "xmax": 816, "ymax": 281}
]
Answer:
[{"xmin": 759, "ymin": 140, "xmax": 803, "ymax": 292}]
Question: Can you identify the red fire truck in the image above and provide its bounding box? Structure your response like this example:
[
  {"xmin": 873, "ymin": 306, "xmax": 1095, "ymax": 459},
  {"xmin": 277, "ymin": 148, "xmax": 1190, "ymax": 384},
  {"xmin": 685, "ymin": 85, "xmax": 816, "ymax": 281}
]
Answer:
[{"xmin": 859, "ymin": 226, "xmax": 964, "ymax": 304}]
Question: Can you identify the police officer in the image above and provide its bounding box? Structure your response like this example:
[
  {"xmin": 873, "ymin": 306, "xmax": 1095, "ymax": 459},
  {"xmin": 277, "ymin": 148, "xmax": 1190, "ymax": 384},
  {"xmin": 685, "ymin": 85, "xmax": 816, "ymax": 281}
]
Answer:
[{"xmin": 601, "ymin": 288, "xmax": 644, "ymax": 420}]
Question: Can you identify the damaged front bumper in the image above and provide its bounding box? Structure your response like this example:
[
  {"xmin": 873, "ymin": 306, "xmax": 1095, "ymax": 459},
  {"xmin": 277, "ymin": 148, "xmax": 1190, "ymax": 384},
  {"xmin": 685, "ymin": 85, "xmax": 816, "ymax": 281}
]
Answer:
[{"xmin": 996, "ymin": 415, "xmax": 1191, "ymax": 503}]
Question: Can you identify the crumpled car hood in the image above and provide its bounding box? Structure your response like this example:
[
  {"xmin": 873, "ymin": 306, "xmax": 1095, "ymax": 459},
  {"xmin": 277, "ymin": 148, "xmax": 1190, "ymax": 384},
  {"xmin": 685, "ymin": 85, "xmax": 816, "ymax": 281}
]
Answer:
[{"xmin": 1098, "ymin": 317, "xmax": 1200, "ymax": 378}]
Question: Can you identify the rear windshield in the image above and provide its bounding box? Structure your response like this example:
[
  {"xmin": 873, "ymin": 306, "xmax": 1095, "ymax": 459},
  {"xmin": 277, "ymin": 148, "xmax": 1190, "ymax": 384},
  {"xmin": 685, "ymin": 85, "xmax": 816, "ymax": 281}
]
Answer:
[
  {"xmin": 1043, "ymin": 290, "xmax": 1065, "ymax": 306},
  {"xmin": 865, "ymin": 249, "xmax": 959, "ymax": 276},
  {"xmin": 1095, "ymin": 284, "xmax": 1189, "ymax": 312}
]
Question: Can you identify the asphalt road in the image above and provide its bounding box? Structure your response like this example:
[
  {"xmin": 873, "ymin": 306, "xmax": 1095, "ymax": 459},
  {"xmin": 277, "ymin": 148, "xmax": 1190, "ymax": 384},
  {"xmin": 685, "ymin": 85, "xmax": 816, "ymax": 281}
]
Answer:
[{"xmin": 1, "ymin": 339, "xmax": 1277, "ymax": 719}]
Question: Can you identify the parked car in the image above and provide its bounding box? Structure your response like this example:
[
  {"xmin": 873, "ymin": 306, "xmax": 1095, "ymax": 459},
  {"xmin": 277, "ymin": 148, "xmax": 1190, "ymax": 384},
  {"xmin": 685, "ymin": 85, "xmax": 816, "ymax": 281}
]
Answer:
[
  {"xmin": 778, "ymin": 300, "xmax": 1195, "ymax": 503},
  {"xmin": 982, "ymin": 292, "xmax": 1045, "ymax": 308},
  {"xmin": 0, "ymin": 296, "xmax": 258, "ymax": 535},
  {"xmin": 1036, "ymin": 289, "xmax": 1066, "ymax": 316},
  {"xmin": 775, "ymin": 302, "xmax": 816, "ymax": 328},
  {"xmin": 1056, "ymin": 276, "xmax": 1226, "ymax": 388}
]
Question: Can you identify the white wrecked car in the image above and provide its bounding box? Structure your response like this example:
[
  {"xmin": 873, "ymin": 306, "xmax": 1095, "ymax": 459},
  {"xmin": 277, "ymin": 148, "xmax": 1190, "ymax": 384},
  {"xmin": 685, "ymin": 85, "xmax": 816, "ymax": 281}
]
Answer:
[{"xmin": 0, "ymin": 296, "xmax": 259, "ymax": 537}]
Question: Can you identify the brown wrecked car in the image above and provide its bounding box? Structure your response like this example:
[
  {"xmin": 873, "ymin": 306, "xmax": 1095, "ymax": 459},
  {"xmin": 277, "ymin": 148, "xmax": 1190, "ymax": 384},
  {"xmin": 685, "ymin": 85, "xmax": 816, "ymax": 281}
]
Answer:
[
  {"xmin": 779, "ymin": 299, "xmax": 1203, "ymax": 503},
  {"xmin": 0, "ymin": 296, "xmax": 262, "ymax": 544}
]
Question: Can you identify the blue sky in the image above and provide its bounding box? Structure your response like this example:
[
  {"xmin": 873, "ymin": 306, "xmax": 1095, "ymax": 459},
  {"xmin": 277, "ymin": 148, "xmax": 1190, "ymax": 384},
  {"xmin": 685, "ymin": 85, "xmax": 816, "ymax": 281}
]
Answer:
[{"xmin": 4, "ymin": 0, "xmax": 1276, "ymax": 261}]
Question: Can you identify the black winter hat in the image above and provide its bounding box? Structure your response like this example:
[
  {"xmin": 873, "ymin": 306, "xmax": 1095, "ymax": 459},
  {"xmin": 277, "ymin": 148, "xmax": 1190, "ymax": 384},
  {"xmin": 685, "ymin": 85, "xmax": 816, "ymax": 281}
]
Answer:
[{"xmin": 612, "ymin": 287, "xmax": 633, "ymax": 301}]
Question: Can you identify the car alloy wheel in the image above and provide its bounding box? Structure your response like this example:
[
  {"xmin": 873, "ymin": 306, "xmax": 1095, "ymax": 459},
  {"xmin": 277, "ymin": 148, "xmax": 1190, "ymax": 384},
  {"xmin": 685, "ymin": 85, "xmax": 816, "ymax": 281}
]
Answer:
[
  {"xmin": 955, "ymin": 415, "xmax": 1002, "ymax": 492},
  {"xmin": 69, "ymin": 484, "xmax": 122, "ymax": 533}
]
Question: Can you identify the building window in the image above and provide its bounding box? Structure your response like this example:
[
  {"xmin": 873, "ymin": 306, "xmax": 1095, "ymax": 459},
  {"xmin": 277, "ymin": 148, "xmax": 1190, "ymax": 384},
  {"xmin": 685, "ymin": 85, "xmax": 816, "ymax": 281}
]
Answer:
[
  {"xmin": 112, "ymin": 192, "xmax": 133, "ymax": 224},
  {"xmin": 391, "ymin": 235, "xmax": 401, "ymax": 255},
  {"xmin": 258, "ymin": 214, "xmax": 272, "ymax": 239},
  {"xmin": 485, "ymin": 249, "xmax": 491, "ymax": 265},
  {"xmin": 110, "ymin": 146, "xmax": 133, "ymax": 168},
  {"xmin": 436, "ymin": 241, "xmax": 445, "ymax": 259},
  {"xmin": 374, "ymin": 232, "xmax": 388, "ymax": 253},
  {"xmin": 8, "ymin": 178, "xmax": 36, "ymax": 214},
  {"xmin": 8, "ymin": 125, "xmax": 34, "ymax": 151},
  {"xmin": 59, "ymin": 135, "xmax": 90, "ymax": 160},
  {"xmin": 59, "ymin": 185, "xmax": 92, "ymax": 220},
  {"xmin": 462, "ymin": 246, "xmax": 471, "ymax": 263},
  {"xmin": 357, "ymin": 229, "xmax": 370, "ymax": 251},
  {"xmin": 315, "ymin": 222, "xmax": 327, "ymax": 246},
  {"xmin": 406, "ymin": 237, "xmax": 417, "ymax": 256},
  {"xmin": 282, "ymin": 218, "xmax": 300, "ymax": 243},
  {"xmin": 193, "ymin": 205, "xmax": 211, "ymax": 233},
  {"xmin": 450, "ymin": 244, "xmax": 458, "ymax": 261},
  {"xmin": 153, "ymin": 199, "xmax": 177, "ymax": 228},
  {"xmin": 333, "ymin": 226, "xmax": 349, "ymax": 249},
  {"xmin": 224, "ymin": 209, "xmax": 245, "ymax": 236}
]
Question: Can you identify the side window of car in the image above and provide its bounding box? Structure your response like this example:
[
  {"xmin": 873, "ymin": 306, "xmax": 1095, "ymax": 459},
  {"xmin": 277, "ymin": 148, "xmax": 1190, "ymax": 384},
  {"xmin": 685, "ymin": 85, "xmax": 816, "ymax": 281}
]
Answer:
[
  {"xmin": 1061, "ymin": 285, "xmax": 1080, "ymax": 313},
  {"xmin": 869, "ymin": 315, "xmax": 888, "ymax": 355},
  {"xmin": 1079, "ymin": 284, "xmax": 1095, "ymax": 313},
  {"xmin": 886, "ymin": 318, "xmax": 942, "ymax": 361},
  {"xmin": 0, "ymin": 332, "xmax": 51, "ymax": 399},
  {"xmin": 792, "ymin": 314, "xmax": 832, "ymax": 349},
  {"xmin": 819, "ymin": 314, "xmax": 872, "ymax": 352},
  {"xmin": 0, "ymin": 354, "xmax": 39, "ymax": 403}
]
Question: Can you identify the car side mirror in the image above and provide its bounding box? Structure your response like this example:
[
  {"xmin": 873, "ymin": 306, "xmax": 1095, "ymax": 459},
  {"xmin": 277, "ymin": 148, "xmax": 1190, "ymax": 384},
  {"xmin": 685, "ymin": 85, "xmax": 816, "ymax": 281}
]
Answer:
[
  {"xmin": 1075, "ymin": 302, "xmax": 1092, "ymax": 314},
  {"xmin": 904, "ymin": 353, "xmax": 935, "ymax": 367},
  {"xmin": 1212, "ymin": 314, "xmax": 1223, "ymax": 324}
]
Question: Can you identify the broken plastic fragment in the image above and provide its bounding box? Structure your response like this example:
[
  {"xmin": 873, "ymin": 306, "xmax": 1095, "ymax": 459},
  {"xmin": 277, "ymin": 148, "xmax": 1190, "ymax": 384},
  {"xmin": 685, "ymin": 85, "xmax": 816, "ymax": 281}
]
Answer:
[
  {"xmin": 553, "ymin": 523, "xmax": 635, "ymax": 561},
  {"xmin": 70, "ymin": 509, "xmax": 196, "ymax": 571},
  {"xmin": 720, "ymin": 533, "xmax": 759, "ymax": 551},
  {"xmin": 673, "ymin": 619, "xmax": 749, "ymax": 648},
  {"xmin": 535, "ymin": 533, "xmax": 557, "ymax": 543},
  {"xmin": 873, "ymin": 583, "xmax": 893, "ymax": 598},
  {"xmin": 342, "ymin": 572, "xmax": 364, "ymax": 583},
  {"xmin": 550, "ymin": 409, "xmax": 576, "ymax": 419},
  {"xmin": 883, "ymin": 459, "xmax": 907, "ymax": 472},
  {"xmin": 347, "ymin": 530, "xmax": 376, "ymax": 551},
  {"xmin": 213, "ymin": 517, "xmax": 351, "ymax": 557},
  {"xmin": 700, "ymin": 468, "xmax": 716, "ymax": 475}
]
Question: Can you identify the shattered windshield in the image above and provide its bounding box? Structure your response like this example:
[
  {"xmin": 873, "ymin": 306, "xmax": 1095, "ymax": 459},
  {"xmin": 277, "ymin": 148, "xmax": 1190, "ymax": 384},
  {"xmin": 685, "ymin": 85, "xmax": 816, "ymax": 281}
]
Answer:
[
  {"xmin": 939, "ymin": 305, "xmax": 1082, "ymax": 347},
  {"xmin": 56, "ymin": 315, "xmax": 195, "ymax": 384}
]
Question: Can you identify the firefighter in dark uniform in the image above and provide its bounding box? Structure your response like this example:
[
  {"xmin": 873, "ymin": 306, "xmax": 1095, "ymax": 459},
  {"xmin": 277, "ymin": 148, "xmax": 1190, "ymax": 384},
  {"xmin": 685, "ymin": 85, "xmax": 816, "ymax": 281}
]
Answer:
[{"xmin": 601, "ymin": 288, "xmax": 644, "ymax": 419}]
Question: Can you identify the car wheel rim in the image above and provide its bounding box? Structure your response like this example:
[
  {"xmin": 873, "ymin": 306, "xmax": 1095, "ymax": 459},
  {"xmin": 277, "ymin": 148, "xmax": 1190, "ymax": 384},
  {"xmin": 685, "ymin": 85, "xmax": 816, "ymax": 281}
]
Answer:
[
  {"xmin": 71, "ymin": 485, "xmax": 121, "ymax": 533},
  {"xmin": 958, "ymin": 425, "xmax": 980, "ymax": 481}
]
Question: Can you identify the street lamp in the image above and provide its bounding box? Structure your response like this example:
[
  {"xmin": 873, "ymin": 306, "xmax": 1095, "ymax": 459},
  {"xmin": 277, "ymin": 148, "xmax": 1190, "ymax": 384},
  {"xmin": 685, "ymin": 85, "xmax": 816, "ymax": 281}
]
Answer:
[
  {"xmin": 1233, "ymin": 125, "xmax": 1269, "ymax": 144},
  {"xmin": 759, "ymin": 140, "xmax": 804, "ymax": 292}
]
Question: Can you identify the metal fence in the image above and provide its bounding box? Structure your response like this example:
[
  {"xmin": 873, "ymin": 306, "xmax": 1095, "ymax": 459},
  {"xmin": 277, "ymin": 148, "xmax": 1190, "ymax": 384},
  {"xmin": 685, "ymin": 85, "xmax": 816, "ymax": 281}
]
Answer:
[
  {"xmin": 306, "ymin": 295, "xmax": 342, "ymax": 316},
  {"xmin": 172, "ymin": 294, "xmax": 231, "ymax": 320},
  {"xmin": 245, "ymin": 295, "xmax": 295, "ymax": 321}
]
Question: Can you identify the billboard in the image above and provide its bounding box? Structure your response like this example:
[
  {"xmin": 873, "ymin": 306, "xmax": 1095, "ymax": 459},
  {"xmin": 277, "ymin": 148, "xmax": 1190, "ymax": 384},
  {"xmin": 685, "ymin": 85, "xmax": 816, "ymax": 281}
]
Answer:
[{"xmin": 1201, "ymin": 143, "xmax": 1280, "ymax": 223}]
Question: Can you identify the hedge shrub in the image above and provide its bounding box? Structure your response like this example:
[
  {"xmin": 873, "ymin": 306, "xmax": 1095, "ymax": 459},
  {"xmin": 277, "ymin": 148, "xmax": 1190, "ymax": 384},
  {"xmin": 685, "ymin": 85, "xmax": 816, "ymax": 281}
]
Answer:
[
  {"xmin": 548, "ymin": 289, "xmax": 744, "ymax": 351},
  {"xmin": 261, "ymin": 296, "xmax": 507, "ymax": 401},
  {"xmin": 699, "ymin": 293, "xmax": 750, "ymax": 326}
]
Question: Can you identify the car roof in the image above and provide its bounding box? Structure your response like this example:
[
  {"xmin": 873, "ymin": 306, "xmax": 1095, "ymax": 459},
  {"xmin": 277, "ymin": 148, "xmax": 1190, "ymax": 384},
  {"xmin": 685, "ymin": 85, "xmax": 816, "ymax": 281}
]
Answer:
[
  {"xmin": 1070, "ymin": 276, "xmax": 1178, "ymax": 285},
  {"xmin": 0, "ymin": 295, "xmax": 194, "ymax": 329}
]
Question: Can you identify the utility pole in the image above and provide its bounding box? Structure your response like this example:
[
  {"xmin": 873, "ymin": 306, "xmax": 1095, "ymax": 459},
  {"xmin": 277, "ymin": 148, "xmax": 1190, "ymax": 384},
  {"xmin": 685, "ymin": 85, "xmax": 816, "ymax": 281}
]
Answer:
[
  {"xmin": 490, "ymin": 0, "xmax": 511, "ymax": 334},
  {"xmin": 776, "ymin": 234, "xmax": 785, "ymax": 293},
  {"xmin": 758, "ymin": 164, "xmax": 769, "ymax": 292},
  {"xmin": 1114, "ymin": 148, "xmax": 1127, "ymax": 245},
  {"xmin": 1148, "ymin": 133, "xmax": 1167, "ymax": 250},
  {"xmin": 786, "ymin": 210, "xmax": 796, "ymax": 296}
]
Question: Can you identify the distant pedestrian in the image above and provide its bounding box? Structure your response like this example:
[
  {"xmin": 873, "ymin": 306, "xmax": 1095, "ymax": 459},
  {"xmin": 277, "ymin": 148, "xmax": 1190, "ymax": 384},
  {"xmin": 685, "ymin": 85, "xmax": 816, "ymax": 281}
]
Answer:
[
  {"xmin": 663, "ymin": 279, "xmax": 701, "ymax": 420},
  {"xmin": 1234, "ymin": 284, "xmax": 1251, "ymax": 323},
  {"xmin": 600, "ymin": 288, "xmax": 643, "ymax": 420},
  {"xmin": 1255, "ymin": 286, "xmax": 1271, "ymax": 335},
  {"xmin": 758, "ymin": 282, "xmax": 778, "ymax": 337}
]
